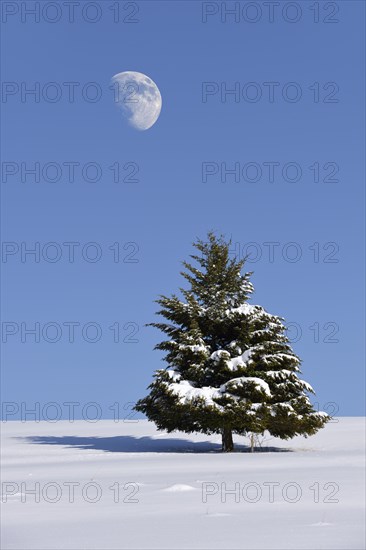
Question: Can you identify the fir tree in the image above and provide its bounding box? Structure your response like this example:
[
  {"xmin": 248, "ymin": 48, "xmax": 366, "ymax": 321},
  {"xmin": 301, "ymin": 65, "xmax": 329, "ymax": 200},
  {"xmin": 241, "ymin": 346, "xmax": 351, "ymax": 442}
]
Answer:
[{"xmin": 135, "ymin": 233, "xmax": 329, "ymax": 452}]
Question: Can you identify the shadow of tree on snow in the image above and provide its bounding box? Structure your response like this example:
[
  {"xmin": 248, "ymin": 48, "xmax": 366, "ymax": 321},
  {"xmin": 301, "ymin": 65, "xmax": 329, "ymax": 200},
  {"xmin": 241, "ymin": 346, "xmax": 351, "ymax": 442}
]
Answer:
[{"xmin": 17, "ymin": 435, "xmax": 292, "ymax": 453}]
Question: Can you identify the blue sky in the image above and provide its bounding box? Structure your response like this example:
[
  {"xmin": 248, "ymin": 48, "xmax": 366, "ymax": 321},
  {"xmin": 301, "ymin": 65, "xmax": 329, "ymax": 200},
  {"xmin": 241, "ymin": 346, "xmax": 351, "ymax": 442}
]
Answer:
[{"xmin": 1, "ymin": 1, "xmax": 365, "ymax": 420}]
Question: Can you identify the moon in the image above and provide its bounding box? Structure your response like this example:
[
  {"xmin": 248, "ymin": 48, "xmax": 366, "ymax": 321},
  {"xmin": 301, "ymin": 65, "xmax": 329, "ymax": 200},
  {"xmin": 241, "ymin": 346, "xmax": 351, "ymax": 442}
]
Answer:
[{"xmin": 111, "ymin": 71, "xmax": 162, "ymax": 131}]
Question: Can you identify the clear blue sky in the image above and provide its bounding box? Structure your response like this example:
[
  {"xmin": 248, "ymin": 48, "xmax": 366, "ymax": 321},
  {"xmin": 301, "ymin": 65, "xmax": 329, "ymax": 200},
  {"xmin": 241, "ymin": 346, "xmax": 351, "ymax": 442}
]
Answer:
[{"xmin": 1, "ymin": 1, "xmax": 365, "ymax": 420}]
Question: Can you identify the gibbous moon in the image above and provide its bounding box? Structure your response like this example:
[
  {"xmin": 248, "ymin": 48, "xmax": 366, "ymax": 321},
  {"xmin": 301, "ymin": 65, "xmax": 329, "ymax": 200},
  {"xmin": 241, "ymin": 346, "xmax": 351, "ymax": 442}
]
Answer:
[{"xmin": 111, "ymin": 71, "xmax": 162, "ymax": 131}]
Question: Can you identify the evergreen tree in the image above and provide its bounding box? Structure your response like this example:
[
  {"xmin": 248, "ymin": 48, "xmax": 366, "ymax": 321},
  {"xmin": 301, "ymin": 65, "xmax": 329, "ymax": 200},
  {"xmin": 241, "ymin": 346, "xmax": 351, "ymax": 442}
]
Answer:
[{"xmin": 135, "ymin": 233, "xmax": 329, "ymax": 452}]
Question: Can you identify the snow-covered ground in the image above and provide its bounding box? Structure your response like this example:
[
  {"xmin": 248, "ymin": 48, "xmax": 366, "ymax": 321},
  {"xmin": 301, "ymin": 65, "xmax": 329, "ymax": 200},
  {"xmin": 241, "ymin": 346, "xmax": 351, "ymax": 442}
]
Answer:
[{"xmin": 1, "ymin": 417, "xmax": 365, "ymax": 549}]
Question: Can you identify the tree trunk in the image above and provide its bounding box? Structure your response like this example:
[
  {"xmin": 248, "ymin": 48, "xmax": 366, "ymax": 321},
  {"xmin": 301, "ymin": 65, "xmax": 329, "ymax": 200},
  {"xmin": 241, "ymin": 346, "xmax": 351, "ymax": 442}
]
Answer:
[{"xmin": 221, "ymin": 428, "xmax": 234, "ymax": 452}]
